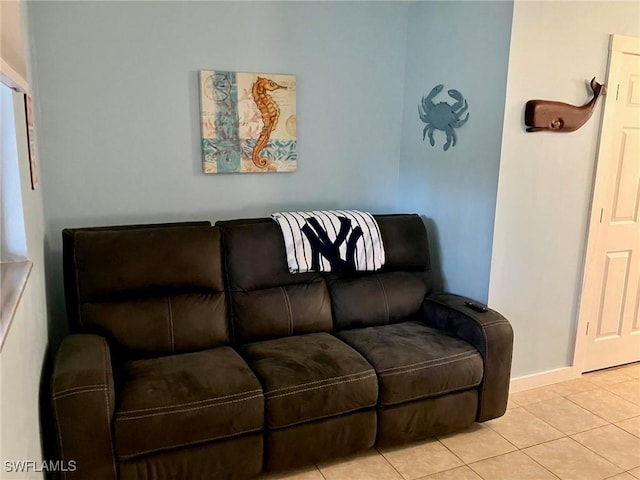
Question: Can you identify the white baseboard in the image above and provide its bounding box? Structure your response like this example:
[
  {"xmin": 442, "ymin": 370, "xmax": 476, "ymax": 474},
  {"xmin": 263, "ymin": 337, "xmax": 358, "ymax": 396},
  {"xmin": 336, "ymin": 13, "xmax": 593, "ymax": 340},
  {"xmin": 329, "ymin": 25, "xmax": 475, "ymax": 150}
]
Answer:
[{"xmin": 509, "ymin": 366, "xmax": 578, "ymax": 393}]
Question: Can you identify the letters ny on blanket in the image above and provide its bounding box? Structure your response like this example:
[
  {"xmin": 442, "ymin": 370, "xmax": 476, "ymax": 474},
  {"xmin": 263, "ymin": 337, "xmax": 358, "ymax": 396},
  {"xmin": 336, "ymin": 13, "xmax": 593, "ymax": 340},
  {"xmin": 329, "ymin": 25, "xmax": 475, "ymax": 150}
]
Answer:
[{"xmin": 270, "ymin": 210, "xmax": 385, "ymax": 273}]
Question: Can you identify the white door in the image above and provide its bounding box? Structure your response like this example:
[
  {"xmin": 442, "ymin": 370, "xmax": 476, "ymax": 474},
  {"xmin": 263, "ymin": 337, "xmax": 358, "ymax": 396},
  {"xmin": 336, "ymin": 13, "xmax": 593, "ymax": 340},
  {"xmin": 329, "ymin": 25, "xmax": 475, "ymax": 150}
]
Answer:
[{"xmin": 576, "ymin": 35, "xmax": 640, "ymax": 372}]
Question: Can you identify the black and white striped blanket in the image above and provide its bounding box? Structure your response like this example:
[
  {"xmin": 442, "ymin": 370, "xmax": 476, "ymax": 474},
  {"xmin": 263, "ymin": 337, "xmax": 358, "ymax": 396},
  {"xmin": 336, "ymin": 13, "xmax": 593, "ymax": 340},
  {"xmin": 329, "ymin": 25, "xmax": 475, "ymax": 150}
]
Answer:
[{"xmin": 270, "ymin": 210, "xmax": 385, "ymax": 273}]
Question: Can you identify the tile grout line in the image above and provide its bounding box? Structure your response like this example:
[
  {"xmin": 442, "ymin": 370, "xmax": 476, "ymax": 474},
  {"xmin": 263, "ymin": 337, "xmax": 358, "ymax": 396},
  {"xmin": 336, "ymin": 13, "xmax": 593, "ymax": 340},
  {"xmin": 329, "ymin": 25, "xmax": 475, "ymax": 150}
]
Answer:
[
  {"xmin": 569, "ymin": 424, "xmax": 640, "ymax": 472},
  {"xmin": 615, "ymin": 415, "xmax": 640, "ymax": 439},
  {"xmin": 315, "ymin": 463, "xmax": 328, "ymax": 480},
  {"xmin": 374, "ymin": 447, "xmax": 408, "ymax": 480},
  {"xmin": 519, "ymin": 433, "xmax": 627, "ymax": 475},
  {"xmin": 484, "ymin": 406, "xmax": 565, "ymax": 442},
  {"xmin": 508, "ymin": 394, "xmax": 562, "ymax": 408},
  {"xmin": 465, "ymin": 452, "xmax": 562, "ymax": 480},
  {"xmin": 438, "ymin": 428, "xmax": 566, "ymax": 480},
  {"xmin": 563, "ymin": 394, "xmax": 640, "ymax": 425},
  {"xmin": 560, "ymin": 387, "xmax": 638, "ymax": 426},
  {"xmin": 482, "ymin": 392, "xmax": 626, "ymax": 477},
  {"xmin": 519, "ymin": 397, "xmax": 612, "ymax": 433},
  {"xmin": 511, "ymin": 384, "xmax": 639, "ymax": 473},
  {"xmin": 563, "ymin": 382, "xmax": 640, "ymax": 408},
  {"xmin": 413, "ymin": 465, "xmax": 471, "ymax": 480},
  {"xmin": 600, "ymin": 382, "xmax": 640, "ymax": 408},
  {"xmin": 626, "ymin": 467, "xmax": 640, "ymax": 477},
  {"xmin": 490, "ymin": 431, "xmax": 569, "ymax": 451},
  {"xmin": 517, "ymin": 444, "xmax": 565, "ymax": 480},
  {"xmin": 436, "ymin": 427, "xmax": 519, "ymax": 466},
  {"xmin": 521, "ymin": 401, "xmax": 617, "ymax": 438},
  {"xmin": 464, "ymin": 462, "xmax": 489, "ymax": 480},
  {"xmin": 582, "ymin": 374, "xmax": 634, "ymax": 386},
  {"xmin": 515, "ymin": 444, "xmax": 564, "ymax": 480},
  {"xmin": 435, "ymin": 437, "xmax": 467, "ymax": 467}
]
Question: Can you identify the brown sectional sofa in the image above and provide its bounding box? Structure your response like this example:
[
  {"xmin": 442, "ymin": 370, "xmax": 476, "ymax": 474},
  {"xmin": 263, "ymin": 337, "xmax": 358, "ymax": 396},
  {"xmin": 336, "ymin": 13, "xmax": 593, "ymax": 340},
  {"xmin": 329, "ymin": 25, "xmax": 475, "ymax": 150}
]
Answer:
[{"xmin": 52, "ymin": 214, "xmax": 513, "ymax": 479}]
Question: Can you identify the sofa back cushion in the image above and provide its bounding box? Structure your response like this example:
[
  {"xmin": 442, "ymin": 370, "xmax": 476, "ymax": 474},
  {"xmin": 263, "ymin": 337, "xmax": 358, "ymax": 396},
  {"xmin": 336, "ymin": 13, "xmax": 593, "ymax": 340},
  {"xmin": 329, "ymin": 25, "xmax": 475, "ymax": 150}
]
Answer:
[
  {"xmin": 63, "ymin": 222, "xmax": 228, "ymax": 358},
  {"xmin": 328, "ymin": 214, "xmax": 432, "ymax": 330},
  {"xmin": 218, "ymin": 218, "xmax": 332, "ymax": 344}
]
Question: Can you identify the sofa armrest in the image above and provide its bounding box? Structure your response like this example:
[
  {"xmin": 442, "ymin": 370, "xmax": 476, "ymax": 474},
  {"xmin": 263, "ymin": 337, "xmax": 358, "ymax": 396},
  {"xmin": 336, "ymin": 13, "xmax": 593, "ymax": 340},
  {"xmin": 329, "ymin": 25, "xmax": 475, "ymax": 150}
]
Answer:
[
  {"xmin": 52, "ymin": 334, "xmax": 117, "ymax": 480},
  {"xmin": 422, "ymin": 293, "xmax": 513, "ymax": 422}
]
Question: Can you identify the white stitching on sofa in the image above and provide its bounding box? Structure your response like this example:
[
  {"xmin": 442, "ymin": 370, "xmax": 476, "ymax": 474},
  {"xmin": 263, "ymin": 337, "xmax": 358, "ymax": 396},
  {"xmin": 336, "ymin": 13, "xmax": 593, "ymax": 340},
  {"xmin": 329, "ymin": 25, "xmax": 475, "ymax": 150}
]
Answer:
[
  {"xmin": 117, "ymin": 393, "xmax": 264, "ymax": 421},
  {"xmin": 375, "ymin": 276, "xmax": 389, "ymax": 324},
  {"xmin": 53, "ymin": 387, "xmax": 108, "ymax": 400},
  {"xmin": 73, "ymin": 244, "xmax": 84, "ymax": 328},
  {"xmin": 268, "ymin": 373, "xmax": 377, "ymax": 399},
  {"xmin": 52, "ymin": 351, "xmax": 66, "ymax": 466},
  {"xmin": 51, "ymin": 355, "xmax": 64, "ymax": 459},
  {"xmin": 280, "ymin": 287, "xmax": 294, "ymax": 336},
  {"xmin": 479, "ymin": 324, "xmax": 489, "ymax": 415},
  {"xmin": 378, "ymin": 353, "xmax": 480, "ymax": 377},
  {"xmin": 104, "ymin": 388, "xmax": 117, "ymax": 479},
  {"xmin": 379, "ymin": 385, "xmax": 480, "ymax": 407},
  {"xmin": 118, "ymin": 426, "xmax": 263, "ymax": 460},
  {"xmin": 377, "ymin": 350, "xmax": 477, "ymax": 373},
  {"xmin": 267, "ymin": 370, "xmax": 375, "ymax": 394},
  {"xmin": 52, "ymin": 395, "xmax": 65, "ymax": 469},
  {"xmin": 483, "ymin": 321, "xmax": 510, "ymax": 327},
  {"xmin": 470, "ymin": 313, "xmax": 490, "ymax": 417},
  {"xmin": 269, "ymin": 403, "xmax": 378, "ymax": 429},
  {"xmin": 167, "ymin": 296, "xmax": 175, "ymax": 353},
  {"xmin": 53, "ymin": 384, "xmax": 108, "ymax": 397},
  {"xmin": 102, "ymin": 339, "xmax": 118, "ymax": 479},
  {"xmin": 102, "ymin": 339, "xmax": 110, "ymax": 415},
  {"xmin": 118, "ymin": 389, "xmax": 264, "ymax": 414}
]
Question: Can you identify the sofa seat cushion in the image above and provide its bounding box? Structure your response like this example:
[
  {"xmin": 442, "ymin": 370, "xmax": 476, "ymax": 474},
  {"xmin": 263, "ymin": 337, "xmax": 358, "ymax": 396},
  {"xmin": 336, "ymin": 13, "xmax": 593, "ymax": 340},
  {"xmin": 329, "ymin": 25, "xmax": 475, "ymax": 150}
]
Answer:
[
  {"xmin": 336, "ymin": 321, "xmax": 483, "ymax": 407},
  {"xmin": 241, "ymin": 333, "xmax": 377, "ymax": 429},
  {"xmin": 114, "ymin": 347, "xmax": 263, "ymax": 460}
]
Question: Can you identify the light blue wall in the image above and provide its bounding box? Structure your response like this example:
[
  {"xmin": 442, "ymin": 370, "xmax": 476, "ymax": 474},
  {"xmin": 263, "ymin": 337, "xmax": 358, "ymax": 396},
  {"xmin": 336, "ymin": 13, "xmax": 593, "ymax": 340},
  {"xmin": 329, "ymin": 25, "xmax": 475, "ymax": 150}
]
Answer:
[
  {"xmin": 398, "ymin": 1, "xmax": 513, "ymax": 302},
  {"xmin": 29, "ymin": 1, "xmax": 407, "ymax": 226},
  {"xmin": 29, "ymin": 1, "xmax": 515, "ymax": 343},
  {"xmin": 27, "ymin": 1, "xmax": 408, "ymax": 341}
]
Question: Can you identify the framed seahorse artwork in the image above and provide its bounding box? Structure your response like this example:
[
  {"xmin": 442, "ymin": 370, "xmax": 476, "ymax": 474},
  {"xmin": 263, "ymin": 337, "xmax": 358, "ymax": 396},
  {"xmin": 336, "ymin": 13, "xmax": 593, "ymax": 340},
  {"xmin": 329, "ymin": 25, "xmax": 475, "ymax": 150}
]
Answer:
[{"xmin": 199, "ymin": 70, "xmax": 297, "ymax": 173}]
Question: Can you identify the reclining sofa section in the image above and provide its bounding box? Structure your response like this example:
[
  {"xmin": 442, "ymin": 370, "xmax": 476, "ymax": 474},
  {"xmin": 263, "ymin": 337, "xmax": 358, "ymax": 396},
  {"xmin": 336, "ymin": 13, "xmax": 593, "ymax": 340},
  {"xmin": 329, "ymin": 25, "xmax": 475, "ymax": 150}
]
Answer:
[{"xmin": 52, "ymin": 214, "xmax": 513, "ymax": 479}]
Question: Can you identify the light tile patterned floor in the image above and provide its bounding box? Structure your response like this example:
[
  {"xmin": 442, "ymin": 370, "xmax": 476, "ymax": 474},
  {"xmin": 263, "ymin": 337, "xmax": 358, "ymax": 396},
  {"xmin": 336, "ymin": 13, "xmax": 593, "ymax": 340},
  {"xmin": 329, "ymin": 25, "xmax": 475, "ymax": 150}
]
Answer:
[{"xmin": 260, "ymin": 362, "xmax": 640, "ymax": 480}]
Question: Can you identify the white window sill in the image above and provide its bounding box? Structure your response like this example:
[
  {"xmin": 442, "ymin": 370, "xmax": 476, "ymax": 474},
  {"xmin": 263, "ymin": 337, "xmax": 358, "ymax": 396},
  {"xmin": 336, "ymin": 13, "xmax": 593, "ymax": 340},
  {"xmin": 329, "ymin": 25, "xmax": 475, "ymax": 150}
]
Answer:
[{"xmin": 0, "ymin": 260, "xmax": 33, "ymax": 351}]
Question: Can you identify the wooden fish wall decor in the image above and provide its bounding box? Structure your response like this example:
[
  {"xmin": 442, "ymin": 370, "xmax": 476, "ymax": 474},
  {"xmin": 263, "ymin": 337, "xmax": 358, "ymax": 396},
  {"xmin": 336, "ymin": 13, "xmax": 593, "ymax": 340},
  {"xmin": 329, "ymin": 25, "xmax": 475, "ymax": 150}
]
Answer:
[{"xmin": 524, "ymin": 77, "xmax": 606, "ymax": 133}]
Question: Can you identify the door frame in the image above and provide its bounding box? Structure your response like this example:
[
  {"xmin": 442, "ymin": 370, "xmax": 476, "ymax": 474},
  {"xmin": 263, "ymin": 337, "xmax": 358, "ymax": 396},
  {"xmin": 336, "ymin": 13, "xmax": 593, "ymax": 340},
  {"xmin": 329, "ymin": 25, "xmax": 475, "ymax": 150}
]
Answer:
[{"xmin": 573, "ymin": 34, "xmax": 640, "ymax": 374}]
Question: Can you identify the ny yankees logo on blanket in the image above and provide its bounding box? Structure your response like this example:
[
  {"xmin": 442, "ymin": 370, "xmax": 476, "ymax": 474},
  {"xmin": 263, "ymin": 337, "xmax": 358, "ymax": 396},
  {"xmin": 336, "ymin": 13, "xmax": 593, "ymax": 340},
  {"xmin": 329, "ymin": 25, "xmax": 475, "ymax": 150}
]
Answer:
[
  {"xmin": 270, "ymin": 210, "xmax": 386, "ymax": 273},
  {"xmin": 301, "ymin": 216, "xmax": 363, "ymax": 272}
]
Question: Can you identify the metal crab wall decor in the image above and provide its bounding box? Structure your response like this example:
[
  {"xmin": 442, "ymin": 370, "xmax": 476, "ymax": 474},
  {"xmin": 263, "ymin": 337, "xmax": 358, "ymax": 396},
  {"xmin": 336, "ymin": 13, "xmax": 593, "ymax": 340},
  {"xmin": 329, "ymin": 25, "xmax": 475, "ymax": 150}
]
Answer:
[{"xmin": 419, "ymin": 84, "xmax": 469, "ymax": 151}]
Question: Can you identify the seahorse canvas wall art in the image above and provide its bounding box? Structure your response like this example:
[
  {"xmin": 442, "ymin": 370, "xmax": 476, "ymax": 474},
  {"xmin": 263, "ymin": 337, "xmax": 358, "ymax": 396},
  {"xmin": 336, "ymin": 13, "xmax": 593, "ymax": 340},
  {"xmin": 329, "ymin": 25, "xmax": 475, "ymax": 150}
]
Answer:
[{"xmin": 199, "ymin": 70, "xmax": 297, "ymax": 173}]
